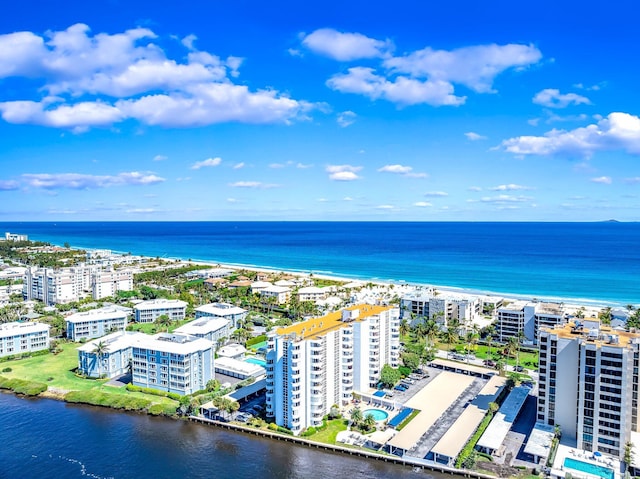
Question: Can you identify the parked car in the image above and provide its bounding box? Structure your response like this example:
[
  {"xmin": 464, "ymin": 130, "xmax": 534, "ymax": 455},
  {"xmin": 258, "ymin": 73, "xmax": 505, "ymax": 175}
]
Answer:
[
  {"xmin": 483, "ymin": 359, "xmax": 496, "ymax": 367},
  {"xmin": 394, "ymin": 385, "xmax": 407, "ymax": 391},
  {"xmin": 514, "ymin": 365, "xmax": 524, "ymax": 372}
]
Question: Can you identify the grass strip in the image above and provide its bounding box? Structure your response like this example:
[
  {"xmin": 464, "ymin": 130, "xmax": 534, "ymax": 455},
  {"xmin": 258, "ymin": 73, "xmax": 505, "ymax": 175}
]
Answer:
[{"xmin": 0, "ymin": 375, "xmax": 48, "ymax": 396}]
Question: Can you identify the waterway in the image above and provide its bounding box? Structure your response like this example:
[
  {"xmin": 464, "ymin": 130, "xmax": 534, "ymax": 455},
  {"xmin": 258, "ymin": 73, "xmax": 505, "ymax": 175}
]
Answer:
[{"xmin": 0, "ymin": 393, "xmax": 434, "ymax": 479}]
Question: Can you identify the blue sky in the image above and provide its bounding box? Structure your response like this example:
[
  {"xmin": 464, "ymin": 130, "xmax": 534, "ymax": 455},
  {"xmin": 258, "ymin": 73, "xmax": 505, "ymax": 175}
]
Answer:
[{"xmin": 1, "ymin": 0, "xmax": 639, "ymax": 221}]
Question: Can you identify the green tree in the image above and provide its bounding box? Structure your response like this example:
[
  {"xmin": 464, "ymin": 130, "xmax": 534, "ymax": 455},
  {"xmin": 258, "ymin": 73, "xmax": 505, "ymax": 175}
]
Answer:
[
  {"xmin": 155, "ymin": 314, "xmax": 172, "ymax": 332},
  {"xmin": 424, "ymin": 318, "xmax": 440, "ymax": 349},
  {"xmin": 442, "ymin": 324, "xmax": 459, "ymax": 352},
  {"xmin": 206, "ymin": 379, "xmax": 220, "ymax": 392},
  {"xmin": 401, "ymin": 351, "xmax": 420, "ymax": 370},
  {"xmin": 363, "ymin": 413, "xmax": 376, "ymax": 432},
  {"xmin": 599, "ymin": 307, "xmax": 613, "ymax": 325},
  {"xmin": 380, "ymin": 364, "xmax": 401, "ymax": 388},
  {"xmin": 93, "ymin": 340, "xmax": 108, "ymax": 379},
  {"xmin": 399, "ymin": 318, "xmax": 410, "ymax": 337},
  {"xmin": 624, "ymin": 441, "xmax": 634, "ymax": 469},
  {"xmin": 350, "ymin": 407, "xmax": 363, "ymax": 426}
]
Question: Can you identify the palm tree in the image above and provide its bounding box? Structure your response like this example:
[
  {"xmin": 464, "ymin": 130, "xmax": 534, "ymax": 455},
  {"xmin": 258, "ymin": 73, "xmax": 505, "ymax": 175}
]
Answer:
[
  {"xmin": 443, "ymin": 325, "xmax": 459, "ymax": 352},
  {"xmin": 399, "ymin": 318, "xmax": 410, "ymax": 337},
  {"xmin": 424, "ymin": 318, "xmax": 440, "ymax": 349},
  {"xmin": 93, "ymin": 340, "xmax": 108, "ymax": 379},
  {"xmin": 363, "ymin": 413, "xmax": 376, "ymax": 432},
  {"xmin": 486, "ymin": 326, "xmax": 495, "ymax": 360},
  {"xmin": 350, "ymin": 407, "xmax": 363, "ymax": 427},
  {"xmin": 598, "ymin": 307, "xmax": 613, "ymax": 325},
  {"xmin": 155, "ymin": 314, "xmax": 172, "ymax": 332}
]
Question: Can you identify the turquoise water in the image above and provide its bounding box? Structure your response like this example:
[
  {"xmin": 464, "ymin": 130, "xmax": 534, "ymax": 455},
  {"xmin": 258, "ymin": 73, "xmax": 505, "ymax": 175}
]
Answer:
[
  {"xmin": 245, "ymin": 357, "xmax": 267, "ymax": 367},
  {"xmin": 3, "ymin": 221, "xmax": 640, "ymax": 303},
  {"xmin": 564, "ymin": 457, "xmax": 615, "ymax": 479},
  {"xmin": 363, "ymin": 408, "xmax": 389, "ymax": 421}
]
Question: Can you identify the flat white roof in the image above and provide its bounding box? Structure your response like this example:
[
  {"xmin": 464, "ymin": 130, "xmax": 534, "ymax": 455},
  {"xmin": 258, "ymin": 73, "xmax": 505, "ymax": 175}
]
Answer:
[
  {"xmin": 298, "ymin": 286, "xmax": 325, "ymax": 294},
  {"xmin": 477, "ymin": 385, "xmax": 530, "ymax": 452},
  {"xmin": 174, "ymin": 317, "xmax": 229, "ymax": 335},
  {"xmin": 77, "ymin": 331, "xmax": 147, "ymax": 353},
  {"xmin": 215, "ymin": 357, "xmax": 264, "ymax": 376},
  {"xmin": 430, "ymin": 358, "xmax": 496, "ymax": 376},
  {"xmin": 431, "ymin": 376, "xmax": 506, "ymax": 459},
  {"xmin": 195, "ymin": 303, "xmax": 247, "ymax": 316},
  {"xmin": 66, "ymin": 307, "xmax": 129, "ymax": 324},
  {"xmin": 262, "ymin": 285, "xmax": 291, "ymax": 293},
  {"xmin": 387, "ymin": 372, "xmax": 474, "ymax": 451},
  {"xmin": 0, "ymin": 321, "xmax": 49, "ymax": 338},
  {"xmin": 134, "ymin": 299, "xmax": 188, "ymax": 310},
  {"xmin": 218, "ymin": 344, "xmax": 246, "ymax": 357},
  {"xmin": 132, "ymin": 333, "xmax": 213, "ymax": 355},
  {"xmin": 523, "ymin": 423, "xmax": 555, "ymax": 459}
]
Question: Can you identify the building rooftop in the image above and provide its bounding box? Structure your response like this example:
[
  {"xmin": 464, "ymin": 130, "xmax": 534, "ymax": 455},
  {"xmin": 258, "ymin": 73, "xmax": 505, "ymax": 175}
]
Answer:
[
  {"xmin": 77, "ymin": 331, "xmax": 147, "ymax": 353},
  {"xmin": 174, "ymin": 317, "xmax": 229, "ymax": 336},
  {"xmin": 543, "ymin": 320, "xmax": 640, "ymax": 348},
  {"xmin": 535, "ymin": 302, "xmax": 565, "ymax": 316},
  {"xmin": 0, "ymin": 321, "xmax": 49, "ymax": 338},
  {"xmin": 218, "ymin": 343, "xmax": 247, "ymax": 358},
  {"xmin": 476, "ymin": 386, "xmax": 530, "ymax": 452},
  {"xmin": 523, "ymin": 423, "xmax": 555, "ymax": 459},
  {"xmin": 195, "ymin": 303, "xmax": 247, "ymax": 316},
  {"xmin": 275, "ymin": 304, "xmax": 395, "ymax": 341},
  {"xmin": 132, "ymin": 333, "xmax": 213, "ymax": 355},
  {"xmin": 133, "ymin": 299, "xmax": 188, "ymax": 310},
  {"xmin": 498, "ymin": 300, "xmax": 533, "ymax": 312},
  {"xmin": 215, "ymin": 356, "xmax": 264, "ymax": 377},
  {"xmin": 66, "ymin": 306, "xmax": 130, "ymax": 324}
]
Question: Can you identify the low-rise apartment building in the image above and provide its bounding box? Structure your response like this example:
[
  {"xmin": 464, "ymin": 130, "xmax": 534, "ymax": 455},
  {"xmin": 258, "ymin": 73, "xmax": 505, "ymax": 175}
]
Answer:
[
  {"xmin": 194, "ymin": 302, "xmax": 247, "ymax": 329},
  {"xmin": 133, "ymin": 299, "xmax": 187, "ymax": 323},
  {"xmin": 77, "ymin": 331, "xmax": 147, "ymax": 378},
  {"xmin": 66, "ymin": 306, "xmax": 130, "ymax": 342},
  {"xmin": 265, "ymin": 304, "xmax": 400, "ymax": 435},
  {"xmin": 131, "ymin": 333, "xmax": 214, "ymax": 395},
  {"xmin": 0, "ymin": 321, "xmax": 50, "ymax": 357},
  {"xmin": 174, "ymin": 317, "xmax": 231, "ymax": 345},
  {"xmin": 260, "ymin": 285, "xmax": 291, "ymax": 304},
  {"xmin": 538, "ymin": 320, "xmax": 640, "ymax": 459}
]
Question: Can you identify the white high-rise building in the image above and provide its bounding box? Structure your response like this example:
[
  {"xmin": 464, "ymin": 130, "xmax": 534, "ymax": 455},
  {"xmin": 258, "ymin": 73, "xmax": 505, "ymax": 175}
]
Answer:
[
  {"xmin": 265, "ymin": 304, "xmax": 400, "ymax": 435},
  {"xmin": 400, "ymin": 292, "xmax": 480, "ymax": 327},
  {"xmin": 92, "ymin": 269, "xmax": 134, "ymax": 299},
  {"xmin": 538, "ymin": 320, "xmax": 640, "ymax": 459}
]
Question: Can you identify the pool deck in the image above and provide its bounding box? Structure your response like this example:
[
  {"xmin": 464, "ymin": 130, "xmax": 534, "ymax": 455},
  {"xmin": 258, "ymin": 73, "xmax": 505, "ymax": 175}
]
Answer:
[{"xmin": 551, "ymin": 443, "xmax": 622, "ymax": 479}]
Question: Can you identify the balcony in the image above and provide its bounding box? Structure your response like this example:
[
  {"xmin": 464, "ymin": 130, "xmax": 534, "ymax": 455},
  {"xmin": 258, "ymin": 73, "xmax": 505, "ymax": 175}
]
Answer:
[{"xmin": 310, "ymin": 396, "xmax": 323, "ymax": 405}]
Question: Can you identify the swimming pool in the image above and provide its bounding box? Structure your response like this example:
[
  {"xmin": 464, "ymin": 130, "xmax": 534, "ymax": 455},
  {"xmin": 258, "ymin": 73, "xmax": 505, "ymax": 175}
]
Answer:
[
  {"xmin": 564, "ymin": 457, "xmax": 615, "ymax": 479},
  {"xmin": 363, "ymin": 408, "xmax": 389, "ymax": 422},
  {"xmin": 244, "ymin": 357, "xmax": 267, "ymax": 367}
]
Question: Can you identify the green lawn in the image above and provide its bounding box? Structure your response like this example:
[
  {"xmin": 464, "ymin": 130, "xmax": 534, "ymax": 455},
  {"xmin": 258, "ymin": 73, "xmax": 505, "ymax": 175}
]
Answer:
[
  {"xmin": 434, "ymin": 341, "xmax": 538, "ymax": 369},
  {"xmin": 308, "ymin": 419, "xmax": 349, "ymax": 444},
  {"xmin": 126, "ymin": 318, "xmax": 194, "ymax": 335},
  {"xmin": 2, "ymin": 342, "xmax": 179, "ymax": 411}
]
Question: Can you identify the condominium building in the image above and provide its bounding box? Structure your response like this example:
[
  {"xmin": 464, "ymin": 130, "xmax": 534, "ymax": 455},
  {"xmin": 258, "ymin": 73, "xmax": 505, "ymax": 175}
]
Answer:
[
  {"xmin": 538, "ymin": 320, "xmax": 640, "ymax": 459},
  {"xmin": 23, "ymin": 266, "xmax": 92, "ymax": 305},
  {"xmin": 265, "ymin": 304, "xmax": 400, "ymax": 435},
  {"xmin": 133, "ymin": 299, "xmax": 187, "ymax": 323},
  {"xmin": 400, "ymin": 292, "xmax": 480, "ymax": 327},
  {"xmin": 66, "ymin": 306, "xmax": 130, "ymax": 342},
  {"xmin": 296, "ymin": 286, "xmax": 327, "ymax": 302},
  {"xmin": 496, "ymin": 301, "xmax": 536, "ymax": 342},
  {"xmin": 260, "ymin": 285, "xmax": 291, "ymax": 304},
  {"xmin": 4, "ymin": 232, "xmax": 28, "ymax": 242},
  {"xmin": 131, "ymin": 333, "xmax": 214, "ymax": 395},
  {"xmin": 194, "ymin": 302, "xmax": 247, "ymax": 329},
  {"xmin": 498, "ymin": 301, "xmax": 569, "ymax": 343},
  {"xmin": 77, "ymin": 331, "xmax": 147, "ymax": 378},
  {"xmin": 23, "ymin": 266, "xmax": 134, "ymax": 305},
  {"xmin": 92, "ymin": 269, "xmax": 134, "ymax": 300},
  {"xmin": 174, "ymin": 317, "xmax": 231, "ymax": 344},
  {"xmin": 0, "ymin": 321, "xmax": 50, "ymax": 357}
]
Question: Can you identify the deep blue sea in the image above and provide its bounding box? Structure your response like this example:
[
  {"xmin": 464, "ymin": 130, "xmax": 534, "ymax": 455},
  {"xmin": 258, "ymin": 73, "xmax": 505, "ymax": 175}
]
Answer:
[{"xmin": 2, "ymin": 221, "xmax": 639, "ymax": 304}]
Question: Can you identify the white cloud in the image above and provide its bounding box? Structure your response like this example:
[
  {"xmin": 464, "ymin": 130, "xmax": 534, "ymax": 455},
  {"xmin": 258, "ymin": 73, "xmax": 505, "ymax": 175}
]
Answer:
[
  {"xmin": 624, "ymin": 177, "xmax": 640, "ymax": 184},
  {"xmin": 21, "ymin": 171, "xmax": 165, "ymax": 189},
  {"xmin": 480, "ymin": 194, "xmax": 533, "ymax": 204},
  {"xmin": 181, "ymin": 34, "xmax": 197, "ymax": 50},
  {"xmin": 288, "ymin": 48, "xmax": 303, "ymax": 57},
  {"xmin": 153, "ymin": 154, "xmax": 168, "ymax": 161},
  {"xmin": 0, "ymin": 180, "xmax": 20, "ymax": 191},
  {"xmin": 424, "ymin": 191, "xmax": 448, "ymax": 197},
  {"xmin": 465, "ymin": 132, "xmax": 487, "ymax": 141},
  {"xmin": 500, "ymin": 112, "xmax": 640, "ymax": 157},
  {"xmin": 269, "ymin": 163, "xmax": 285, "ymax": 169},
  {"xmin": 533, "ymin": 89, "xmax": 591, "ymax": 108},
  {"xmin": 376, "ymin": 204, "xmax": 395, "ymax": 210},
  {"xmin": 413, "ymin": 201, "xmax": 432, "ymax": 207},
  {"xmin": 226, "ymin": 197, "xmax": 238, "ymax": 203},
  {"xmin": 191, "ymin": 157, "xmax": 221, "ymax": 169},
  {"xmin": 125, "ymin": 208, "xmax": 158, "ymax": 214},
  {"xmin": 233, "ymin": 162, "xmax": 245, "ymax": 169},
  {"xmin": 489, "ymin": 184, "xmax": 532, "ymax": 191},
  {"xmin": 528, "ymin": 118, "xmax": 540, "ymax": 126},
  {"xmin": 228, "ymin": 181, "xmax": 280, "ymax": 189},
  {"xmin": 302, "ymin": 28, "xmax": 391, "ymax": 61},
  {"xmin": 591, "ymin": 176, "xmax": 612, "ymax": 184},
  {"xmin": 326, "ymin": 164, "xmax": 362, "ymax": 181},
  {"xmin": 377, "ymin": 164, "xmax": 427, "ymax": 178},
  {"xmin": 343, "ymin": 196, "xmax": 353, "ymax": 201},
  {"xmin": 296, "ymin": 162, "xmax": 313, "ymax": 169},
  {"xmin": 468, "ymin": 186, "xmax": 482, "ymax": 192},
  {"xmin": 0, "ymin": 24, "xmax": 315, "ymax": 130},
  {"xmin": 384, "ymin": 43, "xmax": 542, "ymax": 93},
  {"xmin": 337, "ymin": 110, "xmax": 357, "ymax": 127},
  {"xmin": 327, "ymin": 67, "xmax": 465, "ymax": 106}
]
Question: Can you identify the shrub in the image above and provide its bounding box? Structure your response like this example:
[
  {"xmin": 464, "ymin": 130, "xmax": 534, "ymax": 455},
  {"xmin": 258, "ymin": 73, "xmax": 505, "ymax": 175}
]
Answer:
[
  {"xmin": 0, "ymin": 376, "xmax": 48, "ymax": 396},
  {"xmin": 398, "ymin": 365, "xmax": 413, "ymax": 377},
  {"xmin": 246, "ymin": 335, "xmax": 267, "ymax": 347},
  {"xmin": 2, "ymin": 367, "xmax": 11, "ymax": 373},
  {"xmin": 65, "ymin": 390, "xmax": 151, "ymax": 411},
  {"xmin": 301, "ymin": 427, "xmax": 317, "ymax": 437},
  {"xmin": 268, "ymin": 423, "xmax": 278, "ymax": 431}
]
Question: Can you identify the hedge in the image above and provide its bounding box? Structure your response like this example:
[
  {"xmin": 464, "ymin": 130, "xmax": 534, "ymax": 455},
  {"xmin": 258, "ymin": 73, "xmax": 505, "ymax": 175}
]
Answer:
[
  {"xmin": 455, "ymin": 411, "xmax": 494, "ymax": 468},
  {"xmin": 0, "ymin": 376, "xmax": 48, "ymax": 396},
  {"xmin": 246, "ymin": 335, "xmax": 267, "ymax": 347},
  {"xmin": 396, "ymin": 409, "xmax": 421, "ymax": 432},
  {"xmin": 126, "ymin": 383, "xmax": 181, "ymax": 401},
  {"xmin": 65, "ymin": 390, "xmax": 151, "ymax": 411}
]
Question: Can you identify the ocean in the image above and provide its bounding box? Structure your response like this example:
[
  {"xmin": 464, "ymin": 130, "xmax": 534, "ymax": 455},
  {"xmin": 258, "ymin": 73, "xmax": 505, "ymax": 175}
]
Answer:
[
  {"xmin": 0, "ymin": 393, "xmax": 428, "ymax": 479},
  {"xmin": 2, "ymin": 221, "xmax": 639, "ymax": 304}
]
